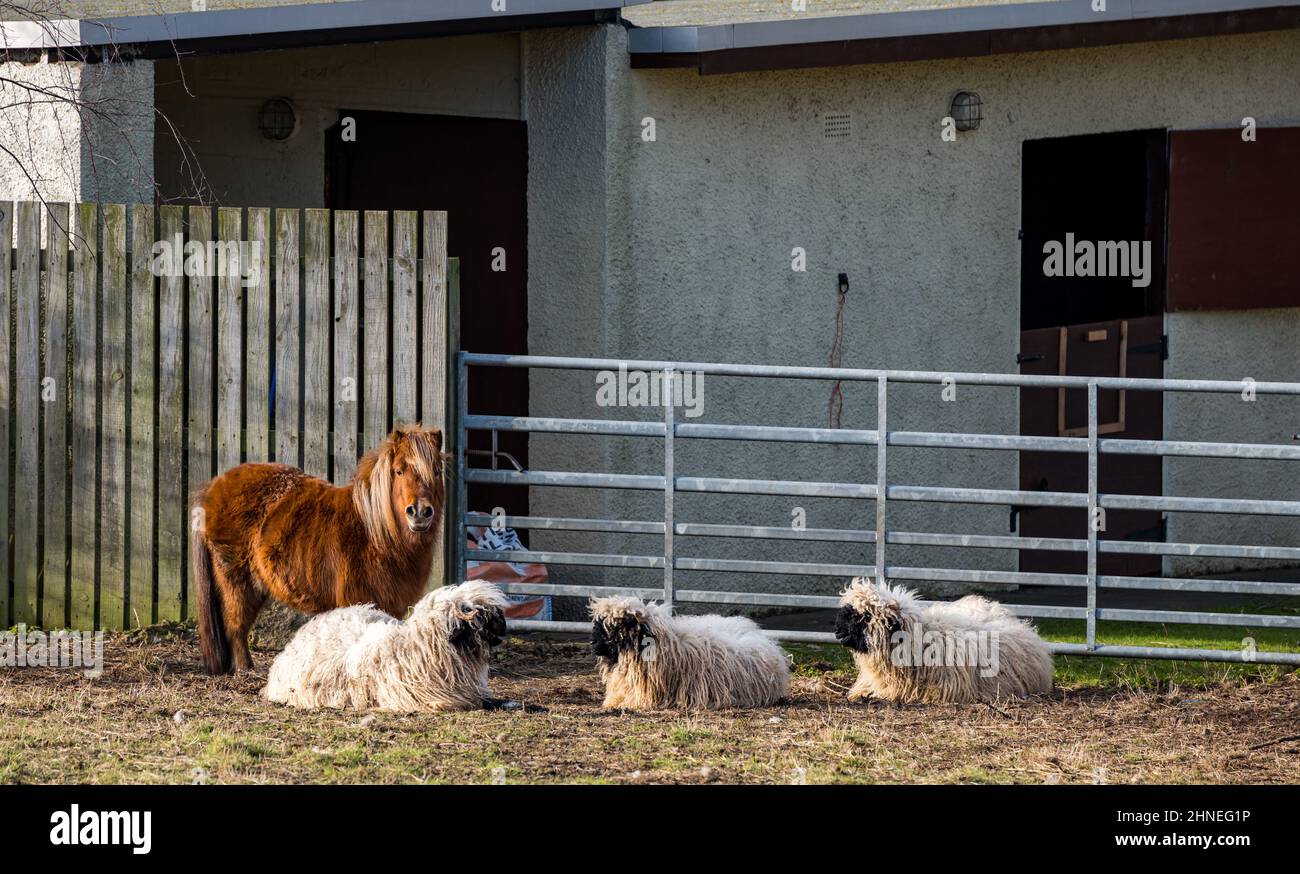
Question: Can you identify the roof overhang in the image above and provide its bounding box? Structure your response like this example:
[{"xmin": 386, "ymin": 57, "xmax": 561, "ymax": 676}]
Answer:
[
  {"xmin": 627, "ymin": 0, "xmax": 1300, "ymax": 73},
  {"xmin": 1, "ymin": 0, "xmax": 652, "ymax": 58}
]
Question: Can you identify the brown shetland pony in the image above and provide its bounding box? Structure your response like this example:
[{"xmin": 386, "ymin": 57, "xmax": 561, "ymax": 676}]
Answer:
[{"xmin": 191, "ymin": 425, "xmax": 446, "ymax": 674}]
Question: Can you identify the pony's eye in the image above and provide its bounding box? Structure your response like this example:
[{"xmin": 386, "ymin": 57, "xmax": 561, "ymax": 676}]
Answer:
[{"xmin": 394, "ymin": 465, "xmax": 405, "ymax": 476}]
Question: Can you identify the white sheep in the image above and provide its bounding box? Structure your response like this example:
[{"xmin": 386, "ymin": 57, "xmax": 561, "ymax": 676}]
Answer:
[
  {"xmin": 590, "ymin": 596, "xmax": 790, "ymax": 710},
  {"xmin": 263, "ymin": 580, "xmax": 510, "ymax": 712},
  {"xmin": 834, "ymin": 577, "xmax": 1054, "ymax": 704}
]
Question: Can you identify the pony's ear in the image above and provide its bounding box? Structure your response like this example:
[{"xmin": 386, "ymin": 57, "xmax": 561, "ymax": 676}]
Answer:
[{"xmin": 426, "ymin": 427, "xmax": 443, "ymax": 453}]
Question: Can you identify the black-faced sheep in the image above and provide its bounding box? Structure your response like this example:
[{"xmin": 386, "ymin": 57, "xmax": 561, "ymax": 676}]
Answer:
[
  {"xmin": 590, "ymin": 596, "xmax": 790, "ymax": 709},
  {"xmin": 834, "ymin": 577, "xmax": 1053, "ymax": 704},
  {"xmin": 263, "ymin": 580, "xmax": 509, "ymax": 712}
]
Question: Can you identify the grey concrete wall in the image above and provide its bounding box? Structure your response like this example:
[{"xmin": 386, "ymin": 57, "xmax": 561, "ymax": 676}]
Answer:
[
  {"xmin": 154, "ymin": 33, "xmax": 522, "ymax": 205},
  {"xmin": 520, "ymin": 27, "xmax": 617, "ymax": 604},
  {"xmin": 0, "ymin": 57, "xmax": 154, "ymax": 203},
  {"xmin": 516, "ymin": 25, "xmax": 1300, "ymax": 605},
  {"xmin": 1164, "ymin": 309, "xmax": 1300, "ymax": 575}
]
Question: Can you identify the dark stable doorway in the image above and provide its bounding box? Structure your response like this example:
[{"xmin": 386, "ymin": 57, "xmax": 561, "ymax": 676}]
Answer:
[
  {"xmin": 327, "ymin": 109, "xmax": 529, "ymax": 523},
  {"xmin": 1018, "ymin": 130, "xmax": 1167, "ymax": 577}
]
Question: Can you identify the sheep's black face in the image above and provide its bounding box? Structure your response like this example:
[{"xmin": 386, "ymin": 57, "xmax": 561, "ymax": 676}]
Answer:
[
  {"xmin": 590, "ymin": 619, "xmax": 619, "ymax": 664},
  {"xmin": 834, "ymin": 605, "xmax": 902, "ymax": 653},
  {"xmin": 451, "ymin": 607, "xmax": 507, "ymax": 650},
  {"xmin": 590, "ymin": 615, "xmax": 650, "ymax": 665},
  {"xmin": 834, "ymin": 606, "xmax": 870, "ymax": 653}
]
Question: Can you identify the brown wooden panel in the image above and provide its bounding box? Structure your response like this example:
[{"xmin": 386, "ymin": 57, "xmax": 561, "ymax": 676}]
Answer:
[
  {"xmin": 1168, "ymin": 128, "xmax": 1300, "ymax": 311},
  {"xmin": 1019, "ymin": 315, "xmax": 1164, "ymax": 577}
]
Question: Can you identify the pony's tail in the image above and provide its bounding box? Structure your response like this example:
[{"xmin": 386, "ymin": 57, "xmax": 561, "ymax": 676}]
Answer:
[{"xmin": 192, "ymin": 495, "xmax": 231, "ymax": 675}]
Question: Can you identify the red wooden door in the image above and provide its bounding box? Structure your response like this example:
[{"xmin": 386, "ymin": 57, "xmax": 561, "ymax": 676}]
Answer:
[{"xmin": 1018, "ymin": 315, "xmax": 1164, "ymax": 576}]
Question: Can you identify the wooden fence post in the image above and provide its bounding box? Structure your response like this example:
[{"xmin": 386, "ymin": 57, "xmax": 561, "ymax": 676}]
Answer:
[
  {"xmin": 362, "ymin": 210, "xmax": 387, "ymax": 453},
  {"xmin": 0, "ymin": 202, "xmax": 10, "ymax": 627},
  {"xmin": 100, "ymin": 203, "xmax": 128, "ymax": 630},
  {"xmin": 156, "ymin": 206, "xmax": 185, "ymax": 623},
  {"xmin": 246, "ymin": 208, "xmax": 271, "ymax": 463},
  {"xmin": 186, "ymin": 205, "xmax": 214, "ymax": 620},
  {"xmin": 43, "ymin": 204, "xmax": 70, "ymax": 628},
  {"xmin": 70, "ymin": 203, "xmax": 99, "ymax": 630},
  {"xmin": 129, "ymin": 204, "xmax": 156, "ymax": 627},
  {"xmin": 421, "ymin": 211, "xmax": 449, "ymax": 590},
  {"xmin": 274, "ymin": 209, "xmax": 300, "ymax": 469},
  {"xmin": 302, "ymin": 209, "xmax": 330, "ymax": 481}
]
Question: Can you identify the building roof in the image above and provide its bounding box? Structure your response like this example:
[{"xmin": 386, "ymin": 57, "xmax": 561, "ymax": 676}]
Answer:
[
  {"xmin": 624, "ymin": 0, "xmax": 1047, "ymax": 28},
  {"xmin": 625, "ymin": 0, "xmax": 1300, "ymax": 72},
  {"xmin": 3, "ymin": 0, "xmax": 1296, "ymax": 66},
  {"xmin": 0, "ymin": 0, "xmax": 650, "ymax": 51}
]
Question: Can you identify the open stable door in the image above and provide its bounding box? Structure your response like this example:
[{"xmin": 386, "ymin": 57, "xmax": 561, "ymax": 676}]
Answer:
[
  {"xmin": 1018, "ymin": 316, "xmax": 1164, "ymax": 576},
  {"xmin": 327, "ymin": 110, "xmax": 529, "ymax": 522}
]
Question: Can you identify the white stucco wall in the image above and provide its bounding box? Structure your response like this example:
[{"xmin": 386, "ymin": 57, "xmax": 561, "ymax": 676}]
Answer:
[
  {"xmin": 154, "ymin": 33, "xmax": 523, "ymax": 205},
  {"xmin": 517, "ymin": 25, "xmax": 1300, "ymax": 606},
  {"xmin": 0, "ymin": 57, "xmax": 154, "ymax": 203},
  {"xmin": 1164, "ymin": 309, "xmax": 1300, "ymax": 575}
]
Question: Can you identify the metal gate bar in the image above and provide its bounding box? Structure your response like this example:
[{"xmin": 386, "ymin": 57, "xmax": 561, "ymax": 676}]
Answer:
[{"xmin": 456, "ymin": 352, "xmax": 1300, "ymax": 665}]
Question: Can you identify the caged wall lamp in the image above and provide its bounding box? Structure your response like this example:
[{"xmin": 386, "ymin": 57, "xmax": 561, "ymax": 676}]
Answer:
[
  {"xmin": 950, "ymin": 91, "xmax": 982, "ymax": 132},
  {"xmin": 258, "ymin": 97, "xmax": 299, "ymax": 142}
]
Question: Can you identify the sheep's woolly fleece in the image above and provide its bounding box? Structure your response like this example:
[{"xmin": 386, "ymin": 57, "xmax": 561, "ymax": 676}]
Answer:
[
  {"xmin": 591, "ymin": 596, "xmax": 790, "ymax": 710},
  {"xmin": 263, "ymin": 580, "xmax": 509, "ymax": 712},
  {"xmin": 839, "ymin": 577, "xmax": 1053, "ymax": 704}
]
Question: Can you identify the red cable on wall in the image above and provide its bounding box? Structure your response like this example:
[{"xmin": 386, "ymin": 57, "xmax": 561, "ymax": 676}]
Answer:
[{"xmin": 827, "ymin": 273, "xmax": 849, "ymax": 428}]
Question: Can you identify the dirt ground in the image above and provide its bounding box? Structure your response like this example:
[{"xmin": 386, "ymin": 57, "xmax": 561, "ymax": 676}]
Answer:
[{"xmin": 2, "ymin": 627, "xmax": 1299, "ymax": 784}]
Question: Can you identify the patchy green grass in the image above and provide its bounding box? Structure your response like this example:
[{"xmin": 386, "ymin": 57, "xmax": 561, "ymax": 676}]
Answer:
[{"xmin": 1038, "ymin": 613, "xmax": 1300, "ymax": 688}]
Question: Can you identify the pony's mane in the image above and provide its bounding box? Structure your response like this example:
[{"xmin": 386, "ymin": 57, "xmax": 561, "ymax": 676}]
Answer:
[{"xmin": 351, "ymin": 425, "xmax": 446, "ymax": 550}]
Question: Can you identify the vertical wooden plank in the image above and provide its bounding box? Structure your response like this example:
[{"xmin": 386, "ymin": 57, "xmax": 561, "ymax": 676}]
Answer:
[
  {"xmin": 302, "ymin": 209, "xmax": 329, "ymax": 480},
  {"xmin": 0, "ymin": 201, "xmax": 11, "ymax": 626},
  {"xmin": 420, "ymin": 210, "xmax": 448, "ymax": 433},
  {"xmin": 362, "ymin": 210, "xmax": 386, "ymax": 452},
  {"xmin": 216, "ymin": 207, "xmax": 243, "ymax": 474},
  {"xmin": 245, "ymin": 208, "xmax": 271, "ymax": 462},
  {"xmin": 99, "ymin": 204, "xmax": 128, "ymax": 630},
  {"xmin": 69, "ymin": 203, "xmax": 98, "ymax": 630},
  {"xmin": 438, "ymin": 258, "xmax": 461, "ymax": 592},
  {"xmin": 334, "ymin": 211, "xmax": 359, "ymax": 479},
  {"xmin": 421, "ymin": 212, "xmax": 449, "ymax": 591},
  {"xmin": 12, "ymin": 202, "xmax": 39, "ymax": 626},
  {"xmin": 274, "ymin": 209, "xmax": 300, "ymax": 468},
  {"xmin": 186, "ymin": 205, "xmax": 214, "ymax": 618},
  {"xmin": 156, "ymin": 206, "xmax": 185, "ymax": 623},
  {"xmin": 42, "ymin": 204, "xmax": 69, "ymax": 628},
  {"xmin": 128, "ymin": 205, "xmax": 156, "ymax": 627},
  {"xmin": 392, "ymin": 211, "xmax": 417, "ymax": 426}
]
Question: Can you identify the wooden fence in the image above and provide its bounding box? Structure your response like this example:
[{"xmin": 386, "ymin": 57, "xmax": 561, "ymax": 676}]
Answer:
[{"xmin": 0, "ymin": 202, "xmax": 457, "ymax": 630}]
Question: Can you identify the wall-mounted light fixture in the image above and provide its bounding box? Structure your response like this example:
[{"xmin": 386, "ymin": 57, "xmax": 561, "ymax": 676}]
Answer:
[
  {"xmin": 950, "ymin": 91, "xmax": 982, "ymax": 132},
  {"xmin": 258, "ymin": 97, "xmax": 299, "ymax": 142}
]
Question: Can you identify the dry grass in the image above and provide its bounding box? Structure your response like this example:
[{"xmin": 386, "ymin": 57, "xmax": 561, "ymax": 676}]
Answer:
[{"xmin": 2, "ymin": 627, "xmax": 1299, "ymax": 784}]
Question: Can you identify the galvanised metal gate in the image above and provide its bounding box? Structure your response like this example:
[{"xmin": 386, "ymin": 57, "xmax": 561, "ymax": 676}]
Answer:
[{"xmin": 455, "ymin": 352, "xmax": 1300, "ymax": 665}]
